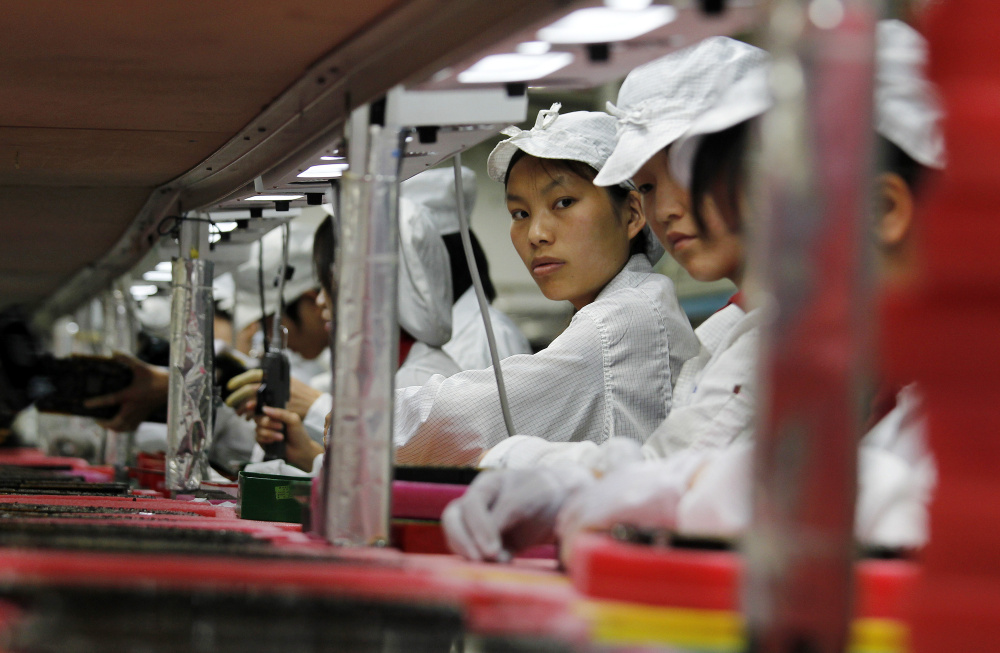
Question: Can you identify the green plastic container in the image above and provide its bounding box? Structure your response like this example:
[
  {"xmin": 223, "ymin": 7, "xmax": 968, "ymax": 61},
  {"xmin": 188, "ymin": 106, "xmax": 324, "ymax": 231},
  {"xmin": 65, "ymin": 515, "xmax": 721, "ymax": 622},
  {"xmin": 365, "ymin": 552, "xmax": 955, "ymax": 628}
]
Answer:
[{"xmin": 238, "ymin": 470, "xmax": 313, "ymax": 523}]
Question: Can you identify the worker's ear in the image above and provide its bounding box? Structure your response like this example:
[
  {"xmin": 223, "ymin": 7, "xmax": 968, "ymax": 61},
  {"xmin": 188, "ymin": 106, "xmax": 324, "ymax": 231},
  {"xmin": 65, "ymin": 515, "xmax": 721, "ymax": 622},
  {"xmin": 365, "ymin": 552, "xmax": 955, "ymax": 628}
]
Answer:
[
  {"xmin": 875, "ymin": 172, "xmax": 915, "ymax": 249},
  {"xmin": 624, "ymin": 190, "xmax": 645, "ymax": 241}
]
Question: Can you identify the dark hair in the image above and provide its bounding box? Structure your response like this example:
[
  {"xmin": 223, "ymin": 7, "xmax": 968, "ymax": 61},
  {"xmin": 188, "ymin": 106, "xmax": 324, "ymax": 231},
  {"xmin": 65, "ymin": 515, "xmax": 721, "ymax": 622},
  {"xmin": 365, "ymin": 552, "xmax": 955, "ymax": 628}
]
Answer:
[
  {"xmin": 313, "ymin": 215, "xmax": 336, "ymax": 300},
  {"xmin": 878, "ymin": 135, "xmax": 932, "ymax": 194},
  {"xmin": 442, "ymin": 231, "xmax": 497, "ymax": 303},
  {"xmin": 504, "ymin": 149, "xmax": 648, "ymax": 258},
  {"xmin": 689, "ymin": 120, "xmax": 751, "ymax": 235}
]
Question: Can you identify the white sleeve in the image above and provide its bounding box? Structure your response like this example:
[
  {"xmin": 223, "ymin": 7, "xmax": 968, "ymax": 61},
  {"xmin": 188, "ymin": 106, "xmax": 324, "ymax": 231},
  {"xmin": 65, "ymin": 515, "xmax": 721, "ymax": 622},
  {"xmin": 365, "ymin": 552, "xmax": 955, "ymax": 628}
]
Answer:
[
  {"xmin": 394, "ymin": 314, "xmax": 607, "ymax": 467},
  {"xmin": 303, "ymin": 393, "xmax": 332, "ymax": 444},
  {"xmin": 642, "ymin": 326, "xmax": 758, "ymax": 460}
]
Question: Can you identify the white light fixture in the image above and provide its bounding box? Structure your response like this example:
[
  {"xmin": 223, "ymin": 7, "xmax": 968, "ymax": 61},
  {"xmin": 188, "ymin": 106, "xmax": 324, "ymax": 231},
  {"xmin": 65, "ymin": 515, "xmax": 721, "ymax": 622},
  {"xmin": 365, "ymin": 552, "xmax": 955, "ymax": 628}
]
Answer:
[
  {"xmin": 458, "ymin": 52, "xmax": 573, "ymax": 84},
  {"xmin": 297, "ymin": 163, "xmax": 350, "ymax": 178},
  {"xmin": 537, "ymin": 6, "xmax": 677, "ymax": 44},
  {"xmin": 241, "ymin": 194, "xmax": 305, "ymax": 201},
  {"xmin": 516, "ymin": 40, "xmax": 551, "ymax": 56},
  {"xmin": 215, "ymin": 221, "xmax": 239, "ymax": 233},
  {"xmin": 142, "ymin": 270, "xmax": 173, "ymax": 282},
  {"xmin": 320, "ymin": 155, "xmax": 346, "ymax": 161},
  {"xmin": 209, "ymin": 232, "xmax": 222, "ymax": 244},
  {"xmin": 604, "ymin": 0, "xmax": 652, "ymax": 9},
  {"xmin": 129, "ymin": 284, "xmax": 159, "ymax": 299},
  {"xmin": 154, "ymin": 261, "xmax": 172, "ymax": 272}
]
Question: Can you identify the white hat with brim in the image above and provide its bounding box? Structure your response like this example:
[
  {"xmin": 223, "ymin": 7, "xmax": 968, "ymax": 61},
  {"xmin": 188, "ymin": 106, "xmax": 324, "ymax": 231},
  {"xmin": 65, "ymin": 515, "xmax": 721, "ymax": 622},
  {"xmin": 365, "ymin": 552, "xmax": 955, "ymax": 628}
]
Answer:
[
  {"xmin": 669, "ymin": 65, "xmax": 773, "ymax": 191},
  {"xmin": 487, "ymin": 105, "xmax": 622, "ymax": 185},
  {"xmin": 876, "ymin": 20, "xmax": 945, "ymax": 170},
  {"xmin": 594, "ymin": 37, "xmax": 771, "ymax": 188}
]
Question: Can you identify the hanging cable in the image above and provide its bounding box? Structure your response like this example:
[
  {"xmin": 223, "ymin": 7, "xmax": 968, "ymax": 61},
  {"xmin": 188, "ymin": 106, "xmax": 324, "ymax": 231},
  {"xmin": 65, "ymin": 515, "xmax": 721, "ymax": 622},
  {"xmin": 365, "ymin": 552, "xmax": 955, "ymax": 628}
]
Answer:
[
  {"xmin": 271, "ymin": 222, "xmax": 290, "ymax": 349},
  {"xmin": 257, "ymin": 240, "xmax": 269, "ymax": 352},
  {"xmin": 453, "ymin": 154, "xmax": 516, "ymax": 437}
]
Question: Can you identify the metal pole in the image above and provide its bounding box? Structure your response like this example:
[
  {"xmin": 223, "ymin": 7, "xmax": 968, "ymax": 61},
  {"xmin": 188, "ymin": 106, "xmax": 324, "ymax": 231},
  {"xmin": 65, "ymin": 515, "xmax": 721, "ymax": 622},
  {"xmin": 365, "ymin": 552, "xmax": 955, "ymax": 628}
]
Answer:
[
  {"xmin": 744, "ymin": 1, "xmax": 878, "ymax": 651},
  {"xmin": 166, "ymin": 218, "xmax": 215, "ymax": 492},
  {"xmin": 322, "ymin": 104, "xmax": 404, "ymax": 546}
]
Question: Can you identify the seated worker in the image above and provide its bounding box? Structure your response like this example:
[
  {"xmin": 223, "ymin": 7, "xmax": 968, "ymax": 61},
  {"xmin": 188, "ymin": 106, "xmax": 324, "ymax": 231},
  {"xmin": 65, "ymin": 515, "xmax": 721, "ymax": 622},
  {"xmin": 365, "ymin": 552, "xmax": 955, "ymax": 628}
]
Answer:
[
  {"xmin": 255, "ymin": 106, "xmax": 700, "ymax": 470},
  {"xmin": 400, "ymin": 167, "xmax": 533, "ymax": 369},
  {"xmin": 232, "ymin": 217, "xmax": 331, "ymax": 384},
  {"xmin": 241, "ymin": 194, "xmax": 464, "ymax": 447},
  {"xmin": 445, "ymin": 22, "xmax": 942, "ymax": 563}
]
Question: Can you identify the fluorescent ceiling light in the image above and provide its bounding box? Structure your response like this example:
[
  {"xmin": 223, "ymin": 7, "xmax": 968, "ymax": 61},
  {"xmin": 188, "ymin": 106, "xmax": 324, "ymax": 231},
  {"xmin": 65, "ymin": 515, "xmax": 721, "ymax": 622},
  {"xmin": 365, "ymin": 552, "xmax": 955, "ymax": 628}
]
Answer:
[
  {"xmin": 297, "ymin": 163, "xmax": 349, "ymax": 178},
  {"xmin": 320, "ymin": 155, "xmax": 345, "ymax": 161},
  {"xmin": 142, "ymin": 270, "xmax": 173, "ymax": 282},
  {"xmin": 516, "ymin": 41, "xmax": 551, "ymax": 56},
  {"xmin": 209, "ymin": 232, "xmax": 222, "ymax": 244},
  {"xmin": 129, "ymin": 284, "xmax": 159, "ymax": 298},
  {"xmin": 458, "ymin": 52, "xmax": 573, "ymax": 84},
  {"xmin": 537, "ymin": 6, "xmax": 677, "ymax": 44},
  {"xmin": 154, "ymin": 261, "xmax": 172, "ymax": 272},
  {"xmin": 604, "ymin": 0, "xmax": 652, "ymax": 9},
  {"xmin": 214, "ymin": 221, "xmax": 239, "ymax": 233},
  {"xmin": 241, "ymin": 194, "xmax": 305, "ymax": 202}
]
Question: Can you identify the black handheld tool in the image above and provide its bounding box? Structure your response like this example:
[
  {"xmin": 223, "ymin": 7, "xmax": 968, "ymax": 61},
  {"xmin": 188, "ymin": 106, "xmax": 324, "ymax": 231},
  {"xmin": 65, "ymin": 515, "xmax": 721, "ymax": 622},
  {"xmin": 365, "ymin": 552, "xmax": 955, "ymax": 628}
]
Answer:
[{"xmin": 255, "ymin": 349, "xmax": 290, "ymax": 461}]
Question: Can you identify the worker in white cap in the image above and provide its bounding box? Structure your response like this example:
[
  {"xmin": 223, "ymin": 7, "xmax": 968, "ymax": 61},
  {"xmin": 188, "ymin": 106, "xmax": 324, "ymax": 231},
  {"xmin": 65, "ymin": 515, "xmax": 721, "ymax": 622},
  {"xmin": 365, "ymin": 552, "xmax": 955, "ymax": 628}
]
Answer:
[
  {"xmin": 255, "ymin": 106, "xmax": 700, "ymax": 473},
  {"xmin": 387, "ymin": 106, "xmax": 698, "ymax": 467},
  {"xmin": 400, "ymin": 167, "xmax": 532, "ymax": 370},
  {"xmin": 231, "ymin": 216, "xmax": 330, "ymax": 385}
]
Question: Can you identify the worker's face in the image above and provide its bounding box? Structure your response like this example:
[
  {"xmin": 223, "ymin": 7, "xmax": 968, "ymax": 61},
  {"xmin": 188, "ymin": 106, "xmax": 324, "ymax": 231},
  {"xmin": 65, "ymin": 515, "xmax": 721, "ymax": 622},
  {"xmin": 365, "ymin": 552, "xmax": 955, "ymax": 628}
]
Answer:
[
  {"xmin": 316, "ymin": 288, "xmax": 335, "ymax": 336},
  {"xmin": 507, "ymin": 156, "xmax": 643, "ymax": 310},
  {"xmin": 632, "ymin": 149, "xmax": 744, "ymax": 286},
  {"xmin": 267, "ymin": 291, "xmax": 328, "ymax": 360}
]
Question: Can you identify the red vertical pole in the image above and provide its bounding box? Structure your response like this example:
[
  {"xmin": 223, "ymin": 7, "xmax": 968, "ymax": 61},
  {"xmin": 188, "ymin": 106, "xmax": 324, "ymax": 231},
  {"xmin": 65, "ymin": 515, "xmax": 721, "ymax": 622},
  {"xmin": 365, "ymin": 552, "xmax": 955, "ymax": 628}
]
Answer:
[{"xmin": 882, "ymin": 2, "xmax": 1000, "ymax": 650}]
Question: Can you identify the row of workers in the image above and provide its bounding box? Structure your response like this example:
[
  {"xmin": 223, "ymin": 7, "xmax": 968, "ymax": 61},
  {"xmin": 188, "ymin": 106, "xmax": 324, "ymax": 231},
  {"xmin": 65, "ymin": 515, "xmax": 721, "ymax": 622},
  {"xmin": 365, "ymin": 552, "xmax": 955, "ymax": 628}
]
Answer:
[{"xmin": 87, "ymin": 20, "xmax": 938, "ymax": 564}]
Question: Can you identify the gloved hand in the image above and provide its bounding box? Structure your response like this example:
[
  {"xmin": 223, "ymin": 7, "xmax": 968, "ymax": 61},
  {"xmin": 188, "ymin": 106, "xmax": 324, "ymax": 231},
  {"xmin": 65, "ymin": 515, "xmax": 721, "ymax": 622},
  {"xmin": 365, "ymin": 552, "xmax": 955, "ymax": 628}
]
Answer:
[
  {"xmin": 556, "ymin": 451, "xmax": 710, "ymax": 566},
  {"xmin": 442, "ymin": 464, "xmax": 595, "ymax": 562},
  {"xmin": 225, "ymin": 369, "xmax": 322, "ymax": 419}
]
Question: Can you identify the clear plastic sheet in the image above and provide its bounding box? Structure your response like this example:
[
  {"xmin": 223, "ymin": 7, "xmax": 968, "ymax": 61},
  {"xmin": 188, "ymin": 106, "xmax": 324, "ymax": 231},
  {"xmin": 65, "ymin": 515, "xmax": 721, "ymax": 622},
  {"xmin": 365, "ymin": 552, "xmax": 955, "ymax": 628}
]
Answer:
[
  {"xmin": 166, "ymin": 258, "xmax": 215, "ymax": 491},
  {"xmin": 323, "ymin": 125, "xmax": 401, "ymax": 547}
]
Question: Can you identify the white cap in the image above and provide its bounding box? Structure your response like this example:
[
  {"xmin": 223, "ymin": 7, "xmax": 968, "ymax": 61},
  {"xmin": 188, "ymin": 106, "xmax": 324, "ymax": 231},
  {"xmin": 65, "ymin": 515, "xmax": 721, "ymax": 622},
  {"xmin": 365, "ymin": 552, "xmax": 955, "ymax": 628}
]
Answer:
[
  {"xmin": 488, "ymin": 104, "xmax": 664, "ymax": 264},
  {"xmin": 487, "ymin": 104, "xmax": 622, "ymax": 185},
  {"xmin": 400, "ymin": 167, "xmax": 477, "ymax": 235},
  {"xmin": 397, "ymin": 196, "xmax": 453, "ymax": 347},
  {"xmin": 594, "ymin": 37, "xmax": 771, "ymax": 188},
  {"xmin": 233, "ymin": 219, "xmax": 320, "ymax": 334},
  {"xmin": 876, "ymin": 19, "xmax": 945, "ymax": 169}
]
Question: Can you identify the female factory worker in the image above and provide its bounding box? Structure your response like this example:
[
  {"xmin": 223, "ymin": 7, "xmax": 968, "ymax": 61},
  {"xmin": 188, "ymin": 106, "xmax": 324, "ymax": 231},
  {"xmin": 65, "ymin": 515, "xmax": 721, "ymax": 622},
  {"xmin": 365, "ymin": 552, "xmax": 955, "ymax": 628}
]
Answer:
[
  {"xmin": 443, "ymin": 36, "xmax": 772, "ymax": 561},
  {"xmin": 255, "ymin": 106, "xmax": 700, "ymax": 470}
]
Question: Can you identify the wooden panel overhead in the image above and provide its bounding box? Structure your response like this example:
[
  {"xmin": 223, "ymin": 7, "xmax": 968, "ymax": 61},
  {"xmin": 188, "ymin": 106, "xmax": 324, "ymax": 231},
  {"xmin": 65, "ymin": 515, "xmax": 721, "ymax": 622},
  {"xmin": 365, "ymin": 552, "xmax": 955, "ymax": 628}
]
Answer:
[
  {"xmin": 0, "ymin": 0, "xmax": 563, "ymax": 324},
  {"xmin": 0, "ymin": 0, "xmax": 402, "ymax": 316}
]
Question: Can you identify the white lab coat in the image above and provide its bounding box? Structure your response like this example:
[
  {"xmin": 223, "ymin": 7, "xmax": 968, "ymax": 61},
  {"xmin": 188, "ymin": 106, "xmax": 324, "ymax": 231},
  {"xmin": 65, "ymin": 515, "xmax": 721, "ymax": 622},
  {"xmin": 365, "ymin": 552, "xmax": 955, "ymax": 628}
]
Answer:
[
  {"xmin": 443, "ymin": 288, "xmax": 533, "ymax": 371},
  {"xmin": 481, "ymin": 302, "xmax": 761, "ymax": 469},
  {"xmin": 394, "ymin": 255, "xmax": 699, "ymax": 467}
]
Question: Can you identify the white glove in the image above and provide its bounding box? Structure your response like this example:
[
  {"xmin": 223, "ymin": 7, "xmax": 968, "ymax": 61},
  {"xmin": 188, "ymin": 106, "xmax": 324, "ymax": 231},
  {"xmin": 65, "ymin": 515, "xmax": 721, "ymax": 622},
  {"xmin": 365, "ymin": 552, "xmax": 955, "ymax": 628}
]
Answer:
[
  {"xmin": 442, "ymin": 465, "xmax": 594, "ymax": 562},
  {"xmin": 676, "ymin": 444, "xmax": 753, "ymax": 538},
  {"xmin": 856, "ymin": 447, "xmax": 929, "ymax": 549},
  {"xmin": 556, "ymin": 451, "xmax": 709, "ymax": 564}
]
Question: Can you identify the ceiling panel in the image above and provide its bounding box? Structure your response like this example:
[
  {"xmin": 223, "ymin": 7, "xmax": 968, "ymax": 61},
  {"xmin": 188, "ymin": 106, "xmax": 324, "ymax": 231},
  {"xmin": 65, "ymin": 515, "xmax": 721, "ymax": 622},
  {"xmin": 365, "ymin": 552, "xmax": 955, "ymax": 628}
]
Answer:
[{"xmin": 0, "ymin": 127, "xmax": 233, "ymax": 187}]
